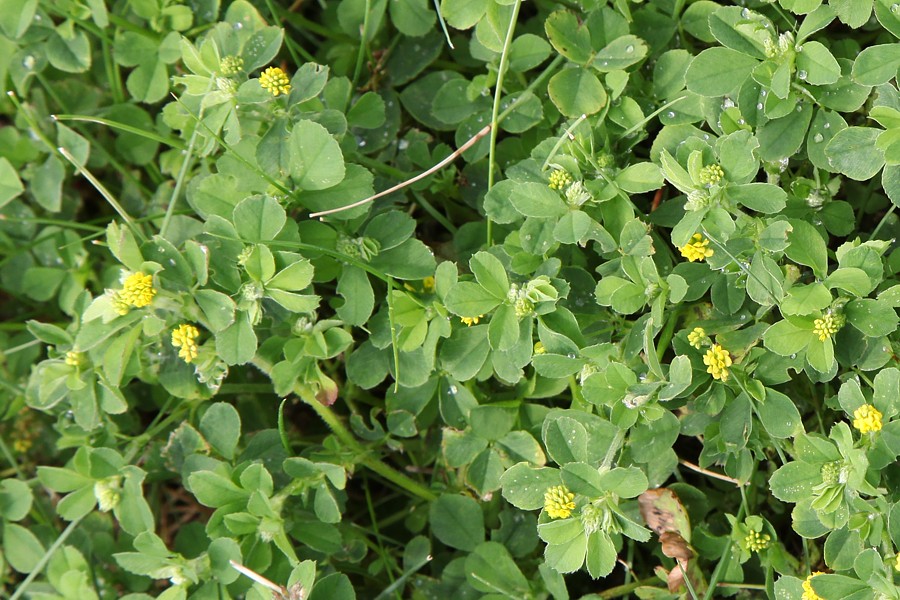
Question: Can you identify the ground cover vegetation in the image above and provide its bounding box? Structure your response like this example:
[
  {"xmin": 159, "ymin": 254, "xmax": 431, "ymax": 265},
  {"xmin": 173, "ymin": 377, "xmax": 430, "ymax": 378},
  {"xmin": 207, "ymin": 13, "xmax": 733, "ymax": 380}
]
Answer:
[{"xmin": 2, "ymin": 0, "xmax": 900, "ymax": 598}]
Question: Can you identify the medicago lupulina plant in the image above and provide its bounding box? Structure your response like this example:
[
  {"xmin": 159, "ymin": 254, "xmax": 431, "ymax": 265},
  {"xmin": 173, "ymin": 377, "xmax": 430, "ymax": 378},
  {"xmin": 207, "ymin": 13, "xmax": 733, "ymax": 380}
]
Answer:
[{"xmin": 2, "ymin": 0, "xmax": 900, "ymax": 598}]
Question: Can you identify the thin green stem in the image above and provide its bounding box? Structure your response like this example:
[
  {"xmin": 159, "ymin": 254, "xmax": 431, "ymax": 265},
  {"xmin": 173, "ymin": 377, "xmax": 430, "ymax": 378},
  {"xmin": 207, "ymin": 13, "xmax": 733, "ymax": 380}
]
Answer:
[
  {"xmin": 9, "ymin": 517, "xmax": 85, "ymax": 600},
  {"xmin": 352, "ymin": 0, "xmax": 372, "ymax": 86},
  {"xmin": 160, "ymin": 78, "xmax": 214, "ymax": 238},
  {"xmin": 597, "ymin": 577, "xmax": 660, "ymax": 599},
  {"xmin": 486, "ymin": 0, "xmax": 523, "ymax": 246},
  {"xmin": 702, "ymin": 503, "xmax": 745, "ymax": 600},
  {"xmin": 52, "ymin": 115, "xmax": 185, "ymax": 149},
  {"xmin": 0, "ymin": 434, "xmax": 24, "ymax": 480},
  {"xmin": 620, "ymin": 95, "xmax": 690, "ymax": 140},
  {"xmin": 387, "ymin": 278, "xmax": 401, "ymax": 391},
  {"xmin": 431, "ymin": 0, "xmax": 455, "ymax": 49},
  {"xmin": 656, "ymin": 307, "xmax": 681, "ymax": 362},
  {"xmin": 600, "ymin": 429, "xmax": 625, "ymax": 470},
  {"xmin": 252, "ymin": 356, "xmax": 437, "ymax": 502},
  {"xmin": 542, "ymin": 114, "xmax": 590, "ymax": 171},
  {"xmin": 869, "ymin": 204, "xmax": 897, "ymax": 241},
  {"xmin": 57, "ymin": 148, "xmax": 146, "ymax": 242}
]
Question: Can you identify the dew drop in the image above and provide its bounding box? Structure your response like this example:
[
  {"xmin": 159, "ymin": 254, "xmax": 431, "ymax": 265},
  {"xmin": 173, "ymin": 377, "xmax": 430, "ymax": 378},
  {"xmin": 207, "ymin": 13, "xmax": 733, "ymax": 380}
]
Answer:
[
  {"xmin": 722, "ymin": 97, "xmax": 735, "ymax": 109},
  {"xmin": 738, "ymin": 118, "xmax": 746, "ymax": 125},
  {"xmin": 626, "ymin": 45, "xmax": 634, "ymax": 53},
  {"xmin": 448, "ymin": 385, "xmax": 458, "ymax": 395},
  {"xmin": 823, "ymin": 122, "xmax": 830, "ymax": 129},
  {"xmin": 233, "ymin": 21, "xmax": 243, "ymax": 29},
  {"xmin": 756, "ymin": 102, "xmax": 764, "ymax": 110},
  {"xmin": 22, "ymin": 55, "xmax": 34, "ymax": 69},
  {"xmin": 567, "ymin": 353, "xmax": 576, "ymax": 359},
  {"xmin": 813, "ymin": 133, "xmax": 824, "ymax": 143},
  {"xmin": 760, "ymin": 90, "xmax": 768, "ymax": 97},
  {"xmin": 797, "ymin": 70, "xmax": 808, "ymax": 80},
  {"xmin": 666, "ymin": 111, "xmax": 676, "ymax": 118},
  {"xmin": 790, "ymin": 353, "xmax": 797, "ymax": 359},
  {"xmin": 741, "ymin": 7, "xmax": 751, "ymax": 17},
  {"xmin": 893, "ymin": 2, "xmax": 900, "ymax": 13}
]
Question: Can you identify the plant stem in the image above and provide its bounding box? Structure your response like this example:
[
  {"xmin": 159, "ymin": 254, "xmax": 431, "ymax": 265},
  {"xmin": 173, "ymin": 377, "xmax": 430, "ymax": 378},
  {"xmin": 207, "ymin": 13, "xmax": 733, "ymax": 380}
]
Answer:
[
  {"xmin": 596, "ymin": 577, "xmax": 660, "ymax": 599},
  {"xmin": 486, "ymin": 0, "xmax": 523, "ymax": 246},
  {"xmin": 9, "ymin": 517, "xmax": 85, "ymax": 600}
]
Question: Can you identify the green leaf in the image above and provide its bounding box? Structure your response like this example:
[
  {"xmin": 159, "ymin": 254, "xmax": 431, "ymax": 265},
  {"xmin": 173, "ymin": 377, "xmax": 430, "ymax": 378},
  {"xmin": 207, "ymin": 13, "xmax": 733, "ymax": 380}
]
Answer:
[
  {"xmin": 845, "ymin": 298, "xmax": 899, "ymax": 337},
  {"xmin": 240, "ymin": 27, "xmax": 283, "ymax": 71},
  {"xmin": 0, "ymin": 479, "xmax": 33, "ymax": 521},
  {"xmin": 544, "ymin": 10, "xmax": 592, "ymax": 65},
  {"xmin": 289, "ymin": 120, "xmax": 346, "ymax": 191},
  {"xmin": 500, "ymin": 463, "xmax": 561, "ymax": 509},
  {"xmin": 544, "ymin": 416, "xmax": 589, "ymax": 464},
  {"xmin": 758, "ymin": 388, "xmax": 803, "ymax": 438},
  {"xmin": 509, "ymin": 33, "xmax": 551, "ymax": 72},
  {"xmin": 593, "ymin": 35, "xmax": 648, "ymax": 72},
  {"xmin": 188, "ymin": 470, "xmax": 249, "ymax": 507},
  {"xmin": 543, "ymin": 530, "xmax": 587, "ymax": 573},
  {"xmin": 769, "ymin": 461, "xmax": 822, "ymax": 502},
  {"xmin": 0, "ymin": 0, "xmax": 36, "ymax": 38},
  {"xmin": 796, "ymin": 41, "xmax": 840, "ymax": 85},
  {"xmin": 439, "ymin": 0, "xmax": 487, "ymax": 29},
  {"xmin": 757, "ymin": 101, "xmax": 814, "ymax": 161},
  {"xmin": 336, "ymin": 265, "xmax": 373, "ymax": 327},
  {"xmin": 46, "ymin": 27, "xmax": 92, "ymax": 73},
  {"xmin": 200, "ymin": 403, "xmax": 241, "ymax": 460},
  {"xmin": 347, "ymin": 92, "xmax": 386, "ymax": 129},
  {"xmin": 216, "ymin": 312, "xmax": 257, "ymax": 365},
  {"xmin": 685, "ymin": 47, "xmax": 759, "ymax": 97},
  {"xmin": 785, "ymin": 219, "xmax": 828, "ymax": 278},
  {"xmin": 547, "ymin": 67, "xmax": 608, "ymax": 118},
  {"xmin": 724, "ymin": 183, "xmax": 787, "ymax": 214},
  {"xmin": 585, "ymin": 531, "xmax": 616, "ymax": 578},
  {"xmin": 465, "ymin": 542, "xmax": 530, "ymax": 596},
  {"xmin": 852, "ymin": 43, "xmax": 900, "ymax": 86},
  {"xmin": 232, "ymin": 195, "xmax": 286, "ymax": 242},
  {"xmin": 4, "ymin": 523, "xmax": 45, "ymax": 573},
  {"xmin": 763, "ymin": 319, "xmax": 814, "ymax": 356},
  {"xmin": 445, "ymin": 282, "xmax": 503, "ymax": 317},
  {"xmin": 470, "ymin": 251, "xmax": 509, "ymax": 299},
  {"xmin": 825, "ymin": 126, "xmax": 886, "ymax": 181},
  {"xmin": 488, "ymin": 303, "xmax": 519, "ymax": 351},
  {"xmin": 429, "ymin": 494, "xmax": 484, "ymax": 551},
  {"xmin": 0, "ymin": 157, "xmax": 24, "ymax": 209}
]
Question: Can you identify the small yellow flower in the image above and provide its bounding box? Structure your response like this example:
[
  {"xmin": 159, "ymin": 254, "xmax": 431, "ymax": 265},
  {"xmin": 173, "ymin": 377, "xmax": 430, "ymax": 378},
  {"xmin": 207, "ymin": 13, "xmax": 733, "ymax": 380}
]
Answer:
[
  {"xmin": 743, "ymin": 530, "xmax": 771, "ymax": 552},
  {"xmin": 894, "ymin": 553, "xmax": 900, "ymax": 572},
  {"xmin": 698, "ymin": 164, "xmax": 725, "ymax": 186},
  {"xmin": 544, "ymin": 485, "xmax": 575, "ymax": 519},
  {"xmin": 703, "ymin": 343, "xmax": 732, "ymax": 382},
  {"xmin": 813, "ymin": 313, "xmax": 841, "ymax": 341},
  {"xmin": 171, "ymin": 324, "xmax": 200, "ymax": 364},
  {"xmin": 687, "ymin": 327, "xmax": 706, "ymax": 349},
  {"xmin": 259, "ymin": 66, "xmax": 291, "ymax": 96},
  {"xmin": 852, "ymin": 404, "xmax": 883, "ymax": 434},
  {"xmin": 422, "ymin": 276, "xmax": 435, "ymax": 293},
  {"xmin": 801, "ymin": 572, "xmax": 825, "ymax": 600},
  {"xmin": 460, "ymin": 315, "xmax": 482, "ymax": 326},
  {"xmin": 534, "ymin": 341, "xmax": 546, "ymax": 355},
  {"xmin": 118, "ymin": 272, "xmax": 156, "ymax": 309},
  {"xmin": 548, "ymin": 169, "xmax": 573, "ymax": 190},
  {"xmin": 679, "ymin": 234, "xmax": 714, "ymax": 262},
  {"xmin": 64, "ymin": 350, "xmax": 83, "ymax": 367}
]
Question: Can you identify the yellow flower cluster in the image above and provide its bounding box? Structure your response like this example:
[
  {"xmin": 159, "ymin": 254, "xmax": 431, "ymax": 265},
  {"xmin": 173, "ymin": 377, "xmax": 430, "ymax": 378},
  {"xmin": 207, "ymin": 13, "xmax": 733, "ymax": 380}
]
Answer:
[
  {"xmin": 533, "ymin": 341, "xmax": 546, "ymax": 355},
  {"xmin": 422, "ymin": 276, "xmax": 435, "ymax": 293},
  {"xmin": 460, "ymin": 315, "xmax": 482, "ymax": 326},
  {"xmin": 65, "ymin": 350, "xmax": 83, "ymax": 367},
  {"xmin": 743, "ymin": 530, "xmax": 771, "ymax": 552},
  {"xmin": 698, "ymin": 164, "xmax": 724, "ymax": 185},
  {"xmin": 852, "ymin": 404, "xmax": 883, "ymax": 434},
  {"xmin": 813, "ymin": 313, "xmax": 840, "ymax": 341},
  {"xmin": 801, "ymin": 572, "xmax": 825, "ymax": 600},
  {"xmin": 112, "ymin": 272, "xmax": 156, "ymax": 315},
  {"xmin": 548, "ymin": 169, "xmax": 573, "ymax": 190},
  {"xmin": 219, "ymin": 55, "xmax": 244, "ymax": 76},
  {"xmin": 259, "ymin": 66, "xmax": 291, "ymax": 96},
  {"xmin": 544, "ymin": 485, "xmax": 576, "ymax": 519},
  {"xmin": 703, "ymin": 344, "xmax": 732, "ymax": 382},
  {"xmin": 687, "ymin": 327, "xmax": 706, "ymax": 349},
  {"xmin": 679, "ymin": 234, "xmax": 714, "ymax": 262},
  {"xmin": 171, "ymin": 324, "xmax": 200, "ymax": 364}
]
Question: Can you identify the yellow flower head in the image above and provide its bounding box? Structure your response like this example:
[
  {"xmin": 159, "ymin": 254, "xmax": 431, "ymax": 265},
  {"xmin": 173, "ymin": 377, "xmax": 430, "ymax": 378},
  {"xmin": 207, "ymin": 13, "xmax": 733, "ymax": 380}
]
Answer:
[
  {"xmin": 801, "ymin": 572, "xmax": 825, "ymax": 600},
  {"xmin": 65, "ymin": 350, "xmax": 83, "ymax": 367},
  {"xmin": 698, "ymin": 164, "xmax": 725, "ymax": 186},
  {"xmin": 703, "ymin": 343, "xmax": 732, "ymax": 382},
  {"xmin": 544, "ymin": 485, "xmax": 575, "ymax": 519},
  {"xmin": 852, "ymin": 404, "xmax": 883, "ymax": 434},
  {"xmin": 460, "ymin": 315, "xmax": 482, "ymax": 327},
  {"xmin": 171, "ymin": 324, "xmax": 200, "ymax": 364},
  {"xmin": 687, "ymin": 327, "xmax": 706, "ymax": 349},
  {"xmin": 259, "ymin": 66, "xmax": 291, "ymax": 97},
  {"xmin": 422, "ymin": 276, "xmax": 435, "ymax": 293},
  {"xmin": 743, "ymin": 529, "xmax": 771, "ymax": 552},
  {"xmin": 548, "ymin": 169, "xmax": 573, "ymax": 190},
  {"xmin": 534, "ymin": 341, "xmax": 546, "ymax": 355},
  {"xmin": 118, "ymin": 272, "xmax": 156, "ymax": 309},
  {"xmin": 813, "ymin": 313, "xmax": 841, "ymax": 341},
  {"xmin": 679, "ymin": 234, "xmax": 714, "ymax": 262}
]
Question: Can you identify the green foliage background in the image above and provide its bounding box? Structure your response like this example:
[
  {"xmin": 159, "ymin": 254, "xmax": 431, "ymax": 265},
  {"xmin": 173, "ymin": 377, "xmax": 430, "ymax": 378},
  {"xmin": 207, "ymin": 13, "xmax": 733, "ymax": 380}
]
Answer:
[{"xmin": 3, "ymin": 0, "xmax": 900, "ymax": 598}]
